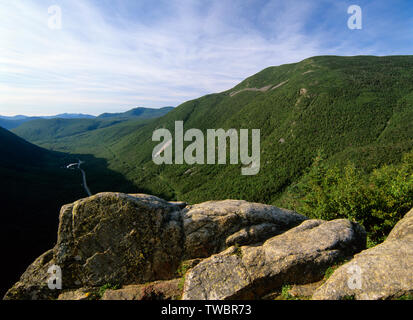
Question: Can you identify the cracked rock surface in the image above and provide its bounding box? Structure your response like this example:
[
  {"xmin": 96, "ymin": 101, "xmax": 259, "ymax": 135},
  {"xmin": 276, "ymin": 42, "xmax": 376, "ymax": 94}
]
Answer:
[{"xmin": 182, "ymin": 219, "xmax": 366, "ymax": 300}]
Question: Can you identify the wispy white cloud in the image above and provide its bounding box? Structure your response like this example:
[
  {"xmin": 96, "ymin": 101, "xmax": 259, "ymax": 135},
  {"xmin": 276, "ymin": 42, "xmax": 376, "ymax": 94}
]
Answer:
[{"xmin": 0, "ymin": 0, "xmax": 409, "ymax": 116}]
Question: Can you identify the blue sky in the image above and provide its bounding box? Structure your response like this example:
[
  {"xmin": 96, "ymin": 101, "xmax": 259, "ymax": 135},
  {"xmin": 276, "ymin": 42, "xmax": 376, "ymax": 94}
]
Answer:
[{"xmin": 1, "ymin": 0, "xmax": 412, "ymax": 116}]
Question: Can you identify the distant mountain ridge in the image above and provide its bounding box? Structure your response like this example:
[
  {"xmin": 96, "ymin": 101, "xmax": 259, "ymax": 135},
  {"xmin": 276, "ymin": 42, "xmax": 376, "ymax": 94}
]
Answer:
[
  {"xmin": 0, "ymin": 115, "xmax": 33, "ymax": 120},
  {"xmin": 98, "ymin": 107, "xmax": 174, "ymax": 119},
  {"xmin": 0, "ymin": 107, "xmax": 174, "ymax": 130},
  {"xmin": 0, "ymin": 113, "xmax": 95, "ymax": 130},
  {"xmin": 44, "ymin": 113, "xmax": 96, "ymax": 119},
  {"xmin": 0, "ymin": 113, "xmax": 95, "ymax": 120}
]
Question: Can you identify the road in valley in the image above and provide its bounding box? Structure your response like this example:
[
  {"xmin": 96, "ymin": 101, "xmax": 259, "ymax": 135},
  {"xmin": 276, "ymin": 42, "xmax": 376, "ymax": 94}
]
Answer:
[
  {"xmin": 78, "ymin": 160, "xmax": 92, "ymax": 196},
  {"xmin": 67, "ymin": 160, "xmax": 92, "ymax": 196}
]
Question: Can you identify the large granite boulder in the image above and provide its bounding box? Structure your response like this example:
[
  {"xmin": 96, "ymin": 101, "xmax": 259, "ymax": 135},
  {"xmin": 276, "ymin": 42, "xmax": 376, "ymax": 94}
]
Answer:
[
  {"xmin": 55, "ymin": 193, "xmax": 184, "ymax": 288},
  {"xmin": 312, "ymin": 208, "xmax": 413, "ymax": 300},
  {"xmin": 182, "ymin": 219, "xmax": 366, "ymax": 300}
]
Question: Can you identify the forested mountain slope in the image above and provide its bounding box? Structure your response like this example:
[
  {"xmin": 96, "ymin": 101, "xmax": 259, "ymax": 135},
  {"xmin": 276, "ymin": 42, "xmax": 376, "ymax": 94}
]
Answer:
[
  {"xmin": 13, "ymin": 56, "xmax": 413, "ymax": 205},
  {"xmin": 82, "ymin": 55, "xmax": 412, "ymax": 204}
]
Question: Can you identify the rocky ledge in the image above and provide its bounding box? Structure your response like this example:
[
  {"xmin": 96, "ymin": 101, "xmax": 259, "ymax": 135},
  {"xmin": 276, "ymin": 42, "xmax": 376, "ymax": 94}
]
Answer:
[{"xmin": 3, "ymin": 193, "xmax": 412, "ymax": 300}]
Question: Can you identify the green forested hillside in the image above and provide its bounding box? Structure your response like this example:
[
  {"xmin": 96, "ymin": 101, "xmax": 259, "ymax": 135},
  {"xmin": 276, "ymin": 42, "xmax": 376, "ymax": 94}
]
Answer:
[
  {"xmin": 15, "ymin": 56, "xmax": 413, "ymax": 204},
  {"xmin": 12, "ymin": 118, "xmax": 132, "ymax": 142},
  {"xmin": 11, "ymin": 55, "xmax": 413, "ymax": 244}
]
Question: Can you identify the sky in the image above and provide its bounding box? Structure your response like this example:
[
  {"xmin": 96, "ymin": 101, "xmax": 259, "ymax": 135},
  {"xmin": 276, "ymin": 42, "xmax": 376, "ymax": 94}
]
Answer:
[{"xmin": 0, "ymin": 0, "xmax": 412, "ymax": 116}]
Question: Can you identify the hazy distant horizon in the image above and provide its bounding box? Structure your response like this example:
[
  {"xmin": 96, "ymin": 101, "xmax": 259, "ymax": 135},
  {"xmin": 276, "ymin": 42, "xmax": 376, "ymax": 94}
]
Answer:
[{"xmin": 0, "ymin": 105, "xmax": 174, "ymax": 118}]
